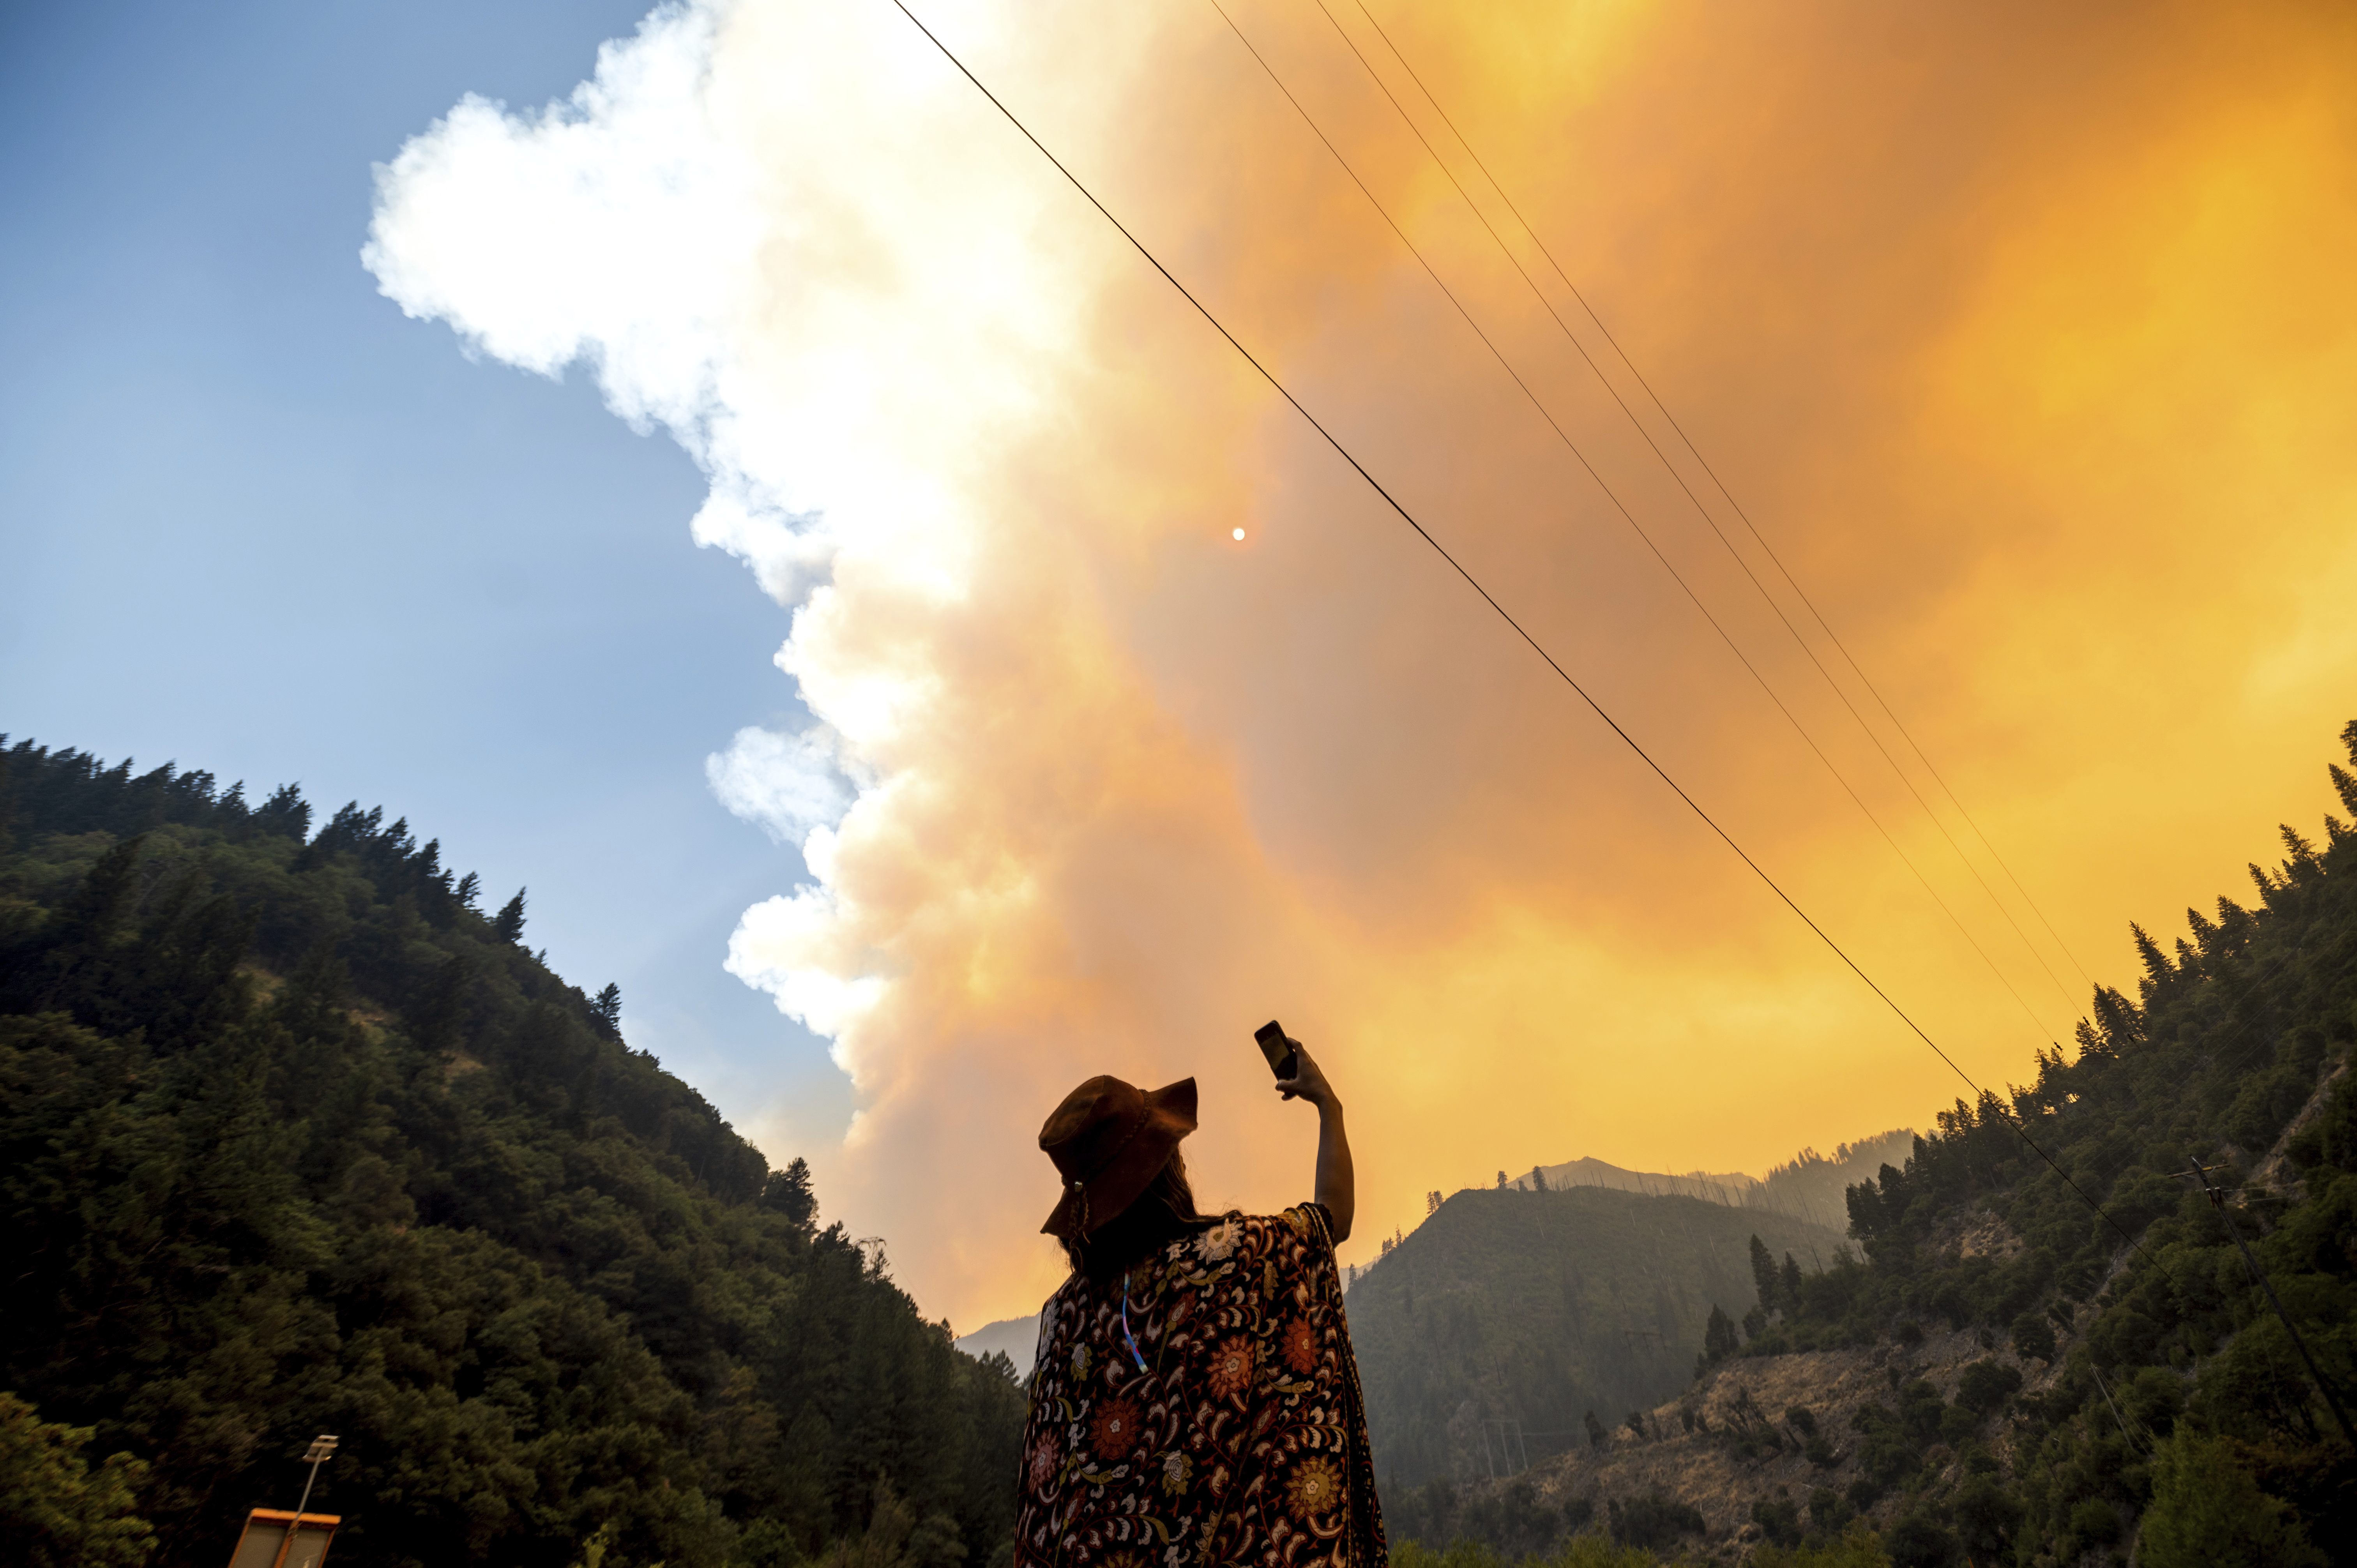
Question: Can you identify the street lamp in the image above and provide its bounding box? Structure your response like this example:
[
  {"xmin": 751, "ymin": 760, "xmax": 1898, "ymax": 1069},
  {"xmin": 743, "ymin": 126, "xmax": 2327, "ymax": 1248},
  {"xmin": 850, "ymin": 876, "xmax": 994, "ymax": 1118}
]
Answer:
[{"xmin": 272, "ymin": 1436, "xmax": 338, "ymax": 1568}]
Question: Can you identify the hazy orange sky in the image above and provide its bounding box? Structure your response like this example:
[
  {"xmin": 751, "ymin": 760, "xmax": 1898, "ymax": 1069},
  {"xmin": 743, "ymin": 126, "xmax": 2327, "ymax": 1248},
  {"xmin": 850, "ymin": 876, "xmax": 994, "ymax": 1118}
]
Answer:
[{"xmin": 368, "ymin": 0, "xmax": 2357, "ymax": 1328}]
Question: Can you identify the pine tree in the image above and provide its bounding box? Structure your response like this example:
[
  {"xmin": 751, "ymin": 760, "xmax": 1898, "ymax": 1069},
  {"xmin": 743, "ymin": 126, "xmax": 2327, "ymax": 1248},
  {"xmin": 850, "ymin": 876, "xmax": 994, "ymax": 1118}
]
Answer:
[
  {"xmin": 492, "ymin": 889, "xmax": 527, "ymax": 943},
  {"xmin": 2130, "ymin": 921, "xmax": 2176, "ymax": 1002},
  {"xmin": 1780, "ymin": 1252, "xmax": 1803, "ymax": 1304},
  {"xmin": 2010, "ymin": 1312, "xmax": 2056, "ymax": 1363},
  {"xmin": 1749, "ymin": 1234, "xmax": 1779, "ymax": 1312},
  {"xmin": 1496, "ymin": 1170, "xmax": 1509, "ymax": 1190},
  {"xmin": 454, "ymin": 871, "xmax": 481, "ymax": 911},
  {"xmin": 1696, "ymin": 1304, "xmax": 1740, "ymax": 1374},
  {"xmin": 591, "ymin": 983, "xmax": 622, "ymax": 1036},
  {"xmin": 1531, "ymin": 1165, "xmax": 1548, "ymax": 1192},
  {"xmin": 1585, "ymin": 1410, "xmax": 1608, "ymax": 1450},
  {"xmin": 763, "ymin": 1157, "xmax": 819, "ymax": 1228}
]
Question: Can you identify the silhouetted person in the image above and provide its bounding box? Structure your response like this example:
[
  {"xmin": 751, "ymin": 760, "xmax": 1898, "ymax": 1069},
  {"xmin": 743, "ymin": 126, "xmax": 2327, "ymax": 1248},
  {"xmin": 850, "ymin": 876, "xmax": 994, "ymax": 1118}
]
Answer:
[{"xmin": 1014, "ymin": 1042, "xmax": 1385, "ymax": 1568}]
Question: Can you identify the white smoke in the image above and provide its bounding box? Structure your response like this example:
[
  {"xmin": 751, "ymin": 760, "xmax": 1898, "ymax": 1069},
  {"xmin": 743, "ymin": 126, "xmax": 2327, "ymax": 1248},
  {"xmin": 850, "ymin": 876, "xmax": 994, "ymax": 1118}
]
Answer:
[
  {"xmin": 364, "ymin": 0, "xmax": 1115, "ymax": 1072},
  {"xmin": 704, "ymin": 725, "xmax": 851, "ymax": 846}
]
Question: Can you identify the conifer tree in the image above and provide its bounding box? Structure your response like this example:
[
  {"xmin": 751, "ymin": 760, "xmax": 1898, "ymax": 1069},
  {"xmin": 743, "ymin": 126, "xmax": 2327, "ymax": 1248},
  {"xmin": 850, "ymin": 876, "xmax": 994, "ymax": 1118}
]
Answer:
[
  {"xmin": 492, "ymin": 888, "xmax": 527, "ymax": 942},
  {"xmin": 2332, "ymin": 760, "xmax": 2357, "ymax": 818},
  {"xmin": 2130, "ymin": 921, "xmax": 2175, "ymax": 1000},
  {"xmin": 591, "ymin": 982, "xmax": 622, "ymax": 1035},
  {"xmin": 2010, "ymin": 1312, "xmax": 2056, "ymax": 1363},
  {"xmin": 1531, "ymin": 1165, "xmax": 1548, "ymax": 1192},
  {"xmin": 454, "ymin": 871, "xmax": 481, "ymax": 911},
  {"xmin": 1749, "ymin": 1234, "xmax": 1779, "ymax": 1312},
  {"xmin": 1696, "ymin": 1304, "xmax": 1740, "ymax": 1374},
  {"xmin": 252, "ymin": 782, "xmax": 311, "ymax": 840},
  {"xmin": 763, "ymin": 1157, "xmax": 819, "ymax": 1229},
  {"xmin": 1585, "ymin": 1410, "xmax": 1607, "ymax": 1450},
  {"xmin": 1780, "ymin": 1252, "xmax": 1803, "ymax": 1303}
]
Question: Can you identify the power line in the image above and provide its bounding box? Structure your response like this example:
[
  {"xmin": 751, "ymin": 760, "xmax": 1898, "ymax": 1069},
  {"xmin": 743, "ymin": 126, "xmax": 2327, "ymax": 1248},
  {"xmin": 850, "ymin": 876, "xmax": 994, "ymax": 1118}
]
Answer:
[
  {"xmin": 1327, "ymin": 0, "xmax": 2094, "ymax": 1002},
  {"xmin": 879, "ymin": 0, "xmax": 2171, "ymax": 1281},
  {"xmin": 1201, "ymin": 0, "xmax": 2071, "ymax": 1049}
]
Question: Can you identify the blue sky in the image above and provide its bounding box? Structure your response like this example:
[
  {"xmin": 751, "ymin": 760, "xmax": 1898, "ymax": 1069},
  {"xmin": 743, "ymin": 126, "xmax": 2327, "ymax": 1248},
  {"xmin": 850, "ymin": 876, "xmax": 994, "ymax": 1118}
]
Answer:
[{"xmin": 0, "ymin": 0, "xmax": 851, "ymax": 1156}]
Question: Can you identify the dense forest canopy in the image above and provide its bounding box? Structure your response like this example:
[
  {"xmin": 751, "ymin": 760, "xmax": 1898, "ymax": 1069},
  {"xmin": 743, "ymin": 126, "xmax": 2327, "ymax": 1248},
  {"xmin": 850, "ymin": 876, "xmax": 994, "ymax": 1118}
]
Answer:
[{"xmin": 0, "ymin": 738, "xmax": 1025, "ymax": 1567}]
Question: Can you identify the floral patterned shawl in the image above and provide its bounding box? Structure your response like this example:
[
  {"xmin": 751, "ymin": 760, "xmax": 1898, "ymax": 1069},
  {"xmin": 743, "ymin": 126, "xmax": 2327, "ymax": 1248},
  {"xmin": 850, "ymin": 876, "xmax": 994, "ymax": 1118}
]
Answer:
[{"xmin": 1015, "ymin": 1203, "xmax": 1386, "ymax": 1568}]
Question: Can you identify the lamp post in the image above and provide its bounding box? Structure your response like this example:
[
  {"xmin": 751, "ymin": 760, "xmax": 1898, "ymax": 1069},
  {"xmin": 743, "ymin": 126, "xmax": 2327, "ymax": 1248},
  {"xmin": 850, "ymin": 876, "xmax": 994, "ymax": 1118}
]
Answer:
[{"xmin": 270, "ymin": 1436, "xmax": 338, "ymax": 1568}]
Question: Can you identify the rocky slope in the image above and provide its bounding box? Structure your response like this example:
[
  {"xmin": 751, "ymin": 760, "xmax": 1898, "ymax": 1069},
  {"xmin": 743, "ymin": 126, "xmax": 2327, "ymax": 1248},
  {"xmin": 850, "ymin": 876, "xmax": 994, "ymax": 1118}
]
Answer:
[{"xmin": 1502, "ymin": 1209, "xmax": 2059, "ymax": 1563}]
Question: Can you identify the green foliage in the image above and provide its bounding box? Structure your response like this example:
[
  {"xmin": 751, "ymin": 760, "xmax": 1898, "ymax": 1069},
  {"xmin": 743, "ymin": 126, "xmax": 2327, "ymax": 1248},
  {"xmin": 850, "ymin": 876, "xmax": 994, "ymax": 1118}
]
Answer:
[
  {"xmin": 1749, "ymin": 1523, "xmax": 1889, "ymax": 1568},
  {"xmin": 1349, "ymin": 1176, "xmax": 1843, "ymax": 1487},
  {"xmin": 1750, "ymin": 1234, "xmax": 1781, "ymax": 1312},
  {"xmin": 1950, "ymin": 1359, "xmax": 2019, "ymax": 1416},
  {"xmin": 1947, "ymin": 1472, "xmax": 2018, "ymax": 1563},
  {"xmin": 1878, "ymin": 1510, "xmax": 1958, "ymax": 1568},
  {"xmin": 1804, "ymin": 1486, "xmax": 1852, "ymax": 1536},
  {"xmin": 2007, "ymin": 1310, "xmax": 2054, "ymax": 1362},
  {"xmin": 1389, "ymin": 1534, "xmax": 1662, "ymax": 1568},
  {"xmin": 1750, "ymin": 1487, "xmax": 1803, "ymax": 1546},
  {"xmin": 1603, "ymin": 1490, "xmax": 1702, "ymax": 1551},
  {"xmin": 2139, "ymin": 1426, "xmax": 2325, "ymax": 1568},
  {"xmin": 1700, "ymin": 720, "xmax": 2357, "ymax": 1564},
  {"xmin": 1696, "ymin": 1304, "xmax": 1740, "ymax": 1375},
  {"xmin": 0, "ymin": 1391, "xmax": 156, "ymax": 1568},
  {"xmin": 1383, "ymin": 1480, "xmax": 1629, "ymax": 1567},
  {"xmin": 0, "ymin": 740, "xmax": 1026, "ymax": 1567}
]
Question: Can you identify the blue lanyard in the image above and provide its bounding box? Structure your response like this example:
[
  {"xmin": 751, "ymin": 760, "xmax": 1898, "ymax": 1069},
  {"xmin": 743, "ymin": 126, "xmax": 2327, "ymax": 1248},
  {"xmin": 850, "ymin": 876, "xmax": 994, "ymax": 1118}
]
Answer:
[{"xmin": 1120, "ymin": 1271, "xmax": 1148, "ymax": 1373}]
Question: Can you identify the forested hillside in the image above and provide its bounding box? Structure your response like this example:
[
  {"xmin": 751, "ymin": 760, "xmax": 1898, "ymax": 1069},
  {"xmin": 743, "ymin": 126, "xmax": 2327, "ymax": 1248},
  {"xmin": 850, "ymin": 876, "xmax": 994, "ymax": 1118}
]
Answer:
[
  {"xmin": 1712, "ymin": 721, "xmax": 2357, "ymax": 1563},
  {"xmin": 0, "ymin": 739, "xmax": 1025, "ymax": 1568},
  {"xmin": 1348, "ymin": 1183, "xmax": 1847, "ymax": 1490},
  {"xmin": 1403, "ymin": 720, "xmax": 2357, "ymax": 1567}
]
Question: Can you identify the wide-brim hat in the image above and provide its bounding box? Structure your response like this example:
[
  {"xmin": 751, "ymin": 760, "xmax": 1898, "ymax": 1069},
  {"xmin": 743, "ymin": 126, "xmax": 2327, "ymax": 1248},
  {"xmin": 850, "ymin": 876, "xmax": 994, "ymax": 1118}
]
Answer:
[{"xmin": 1039, "ymin": 1074, "xmax": 1197, "ymax": 1240}]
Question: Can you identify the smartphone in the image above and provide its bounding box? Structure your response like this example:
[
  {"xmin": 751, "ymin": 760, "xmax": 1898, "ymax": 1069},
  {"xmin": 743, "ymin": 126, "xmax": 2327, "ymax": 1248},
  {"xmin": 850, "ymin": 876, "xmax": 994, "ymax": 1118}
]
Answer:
[{"xmin": 1254, "ymin": 1020, "xmax": 1299, "ymax": 1081}]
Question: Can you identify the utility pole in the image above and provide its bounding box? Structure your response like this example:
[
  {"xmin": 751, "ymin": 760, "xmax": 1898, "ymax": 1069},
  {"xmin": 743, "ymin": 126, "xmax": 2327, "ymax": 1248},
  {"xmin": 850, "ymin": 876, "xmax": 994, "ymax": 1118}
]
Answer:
[
  {"xmin": 2183, "ymin": 1161, "xmax": 2356, "ymax": 1450},
  {"xmin": 271, "ymin": 1434, "xmax": 339, "ymax": 1568}
]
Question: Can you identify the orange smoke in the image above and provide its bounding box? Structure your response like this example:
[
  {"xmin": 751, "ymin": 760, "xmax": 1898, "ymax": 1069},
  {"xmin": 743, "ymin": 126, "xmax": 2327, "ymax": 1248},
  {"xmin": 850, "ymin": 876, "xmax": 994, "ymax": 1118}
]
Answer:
[{"xmin": 371, "ymin": 0, "xmax": 2357, "ymax": 1329}]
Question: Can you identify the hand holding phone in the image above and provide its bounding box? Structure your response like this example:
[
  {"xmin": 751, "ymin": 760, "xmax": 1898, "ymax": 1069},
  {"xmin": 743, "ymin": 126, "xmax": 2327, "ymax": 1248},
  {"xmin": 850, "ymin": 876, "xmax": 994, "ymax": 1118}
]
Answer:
[
  {"xmin": 1251, "ymin": 1020, "xmax": 1353, "ymax": 1239},
  {"xmin": 1254, "ymin": 1020, "xmax": 1299, "ymax": 1081}
]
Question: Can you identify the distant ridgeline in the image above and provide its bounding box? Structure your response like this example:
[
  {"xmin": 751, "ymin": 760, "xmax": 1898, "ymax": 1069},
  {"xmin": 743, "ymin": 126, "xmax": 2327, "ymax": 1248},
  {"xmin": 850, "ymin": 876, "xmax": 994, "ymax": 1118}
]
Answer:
[
  {"xmin": 1509, "ymin": 1131, "xmax": 1917, "ymax": 1233},
  {"xmin": 1347, "ymin": 1135, "xmax": 1912, "ymax": 1493},
  {"xmin": 0, "ymin": 740, "xmax": 1024, "ymax": 1568},
  {"xmin": 1348, "ymin": 1181, "xmax": 1850, "ymax": 1490}
]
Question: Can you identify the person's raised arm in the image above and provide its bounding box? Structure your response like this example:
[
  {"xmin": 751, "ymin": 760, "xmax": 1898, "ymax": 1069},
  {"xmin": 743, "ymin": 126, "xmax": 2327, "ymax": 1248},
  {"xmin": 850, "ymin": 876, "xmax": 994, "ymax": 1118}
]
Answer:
[{"xmin": 1275, "ymin": 1041, "xmax": 1353, "ymax": 1243}]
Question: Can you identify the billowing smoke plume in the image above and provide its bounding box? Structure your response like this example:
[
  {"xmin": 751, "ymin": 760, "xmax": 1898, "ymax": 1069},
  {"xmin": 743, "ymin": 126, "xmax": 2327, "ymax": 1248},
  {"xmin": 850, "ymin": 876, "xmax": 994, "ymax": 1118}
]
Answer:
[{"xmin": 368, "ymin": 0, "xmax": 2357, "ymax": 1326}]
